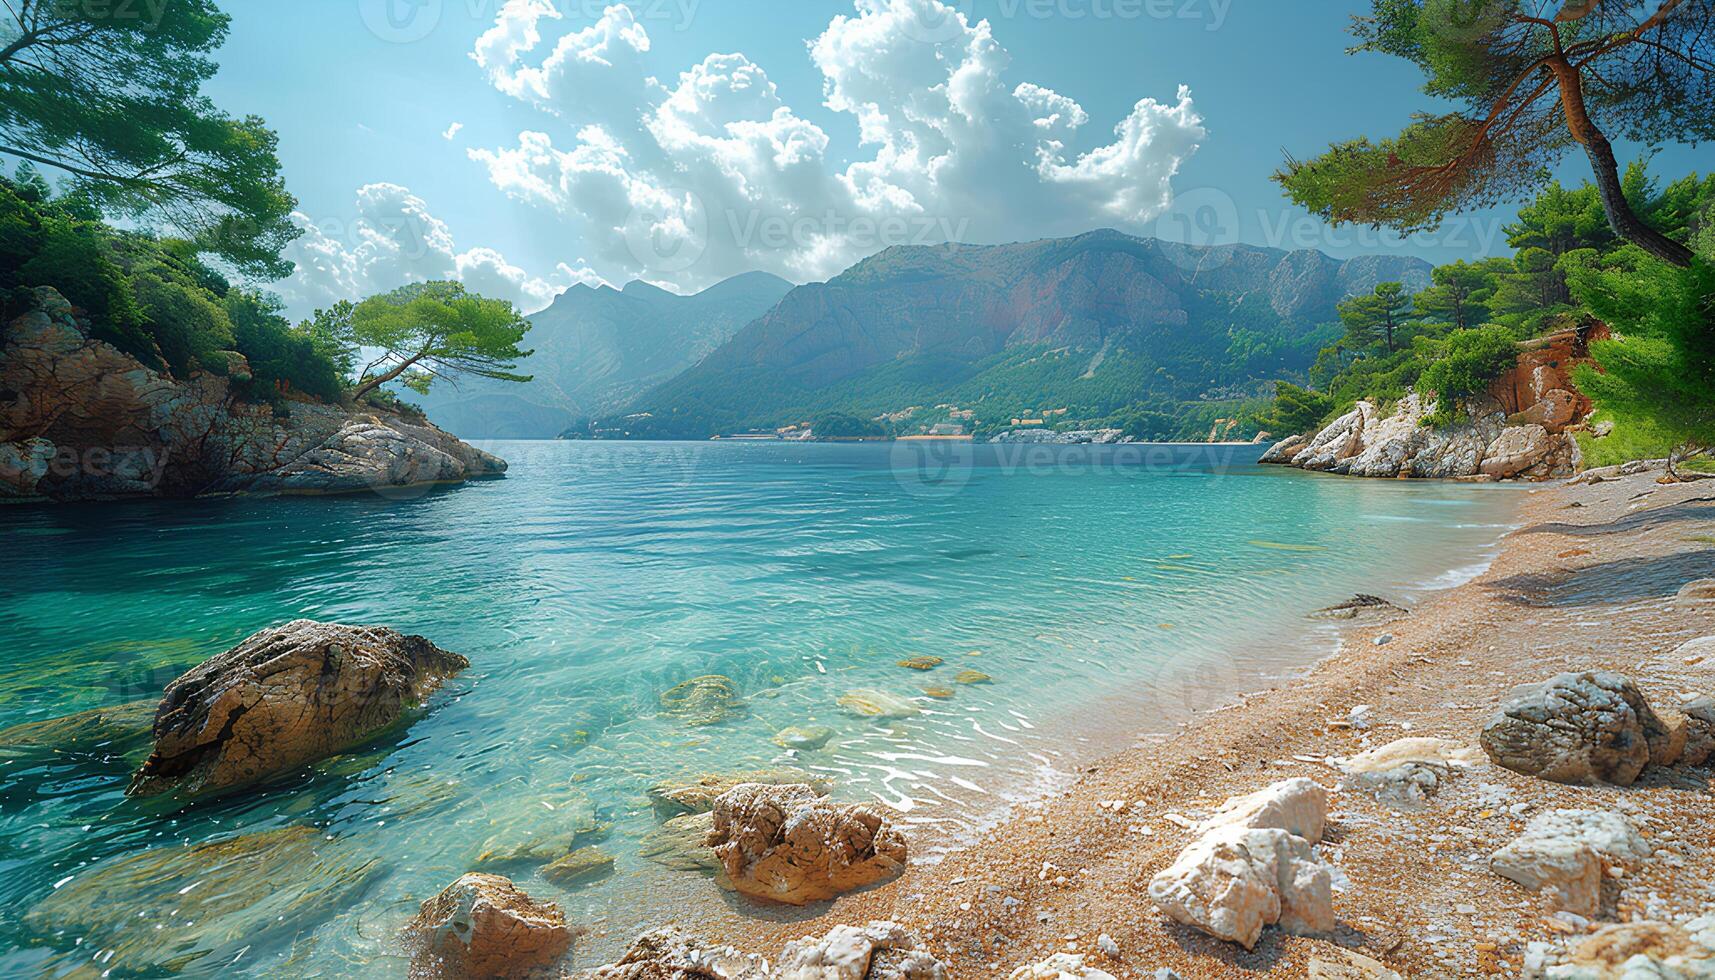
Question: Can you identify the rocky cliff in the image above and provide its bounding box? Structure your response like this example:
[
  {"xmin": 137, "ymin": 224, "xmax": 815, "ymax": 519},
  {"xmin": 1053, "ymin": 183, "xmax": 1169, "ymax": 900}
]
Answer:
[
  {"xmin": 1, "ymin": 287, "xmax": 506, "ymax": 502},
  {"xmin": 1259, "ymin": 326, "xmax": 1607, "ymax": 481}
]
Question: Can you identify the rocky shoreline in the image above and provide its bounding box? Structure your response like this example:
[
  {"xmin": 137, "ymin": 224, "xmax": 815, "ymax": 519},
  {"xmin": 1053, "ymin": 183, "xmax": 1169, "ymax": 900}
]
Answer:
[
  {"xmin": 1259, "ymin": 327, "xmax": 1604, "ymax": 482},
  {"xmin": 5, "ymin": 468, "xmax": 1712, "ymax": 977},
  {"xmin": 1, "ymin": 287, "xmax": 507, "ymax": 502}
]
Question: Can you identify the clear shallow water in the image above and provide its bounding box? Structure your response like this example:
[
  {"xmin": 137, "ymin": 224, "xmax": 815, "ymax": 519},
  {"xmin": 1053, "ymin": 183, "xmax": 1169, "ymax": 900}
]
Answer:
[{"xmin": 0, "ymin": 441, "xmax": 1523, "ymax": 976}]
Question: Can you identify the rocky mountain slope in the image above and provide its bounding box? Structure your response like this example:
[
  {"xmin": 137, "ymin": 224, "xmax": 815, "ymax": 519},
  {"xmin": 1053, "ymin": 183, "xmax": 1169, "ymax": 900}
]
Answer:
[
  {"xmin": 612, "ymin": 230, "xmax": 1432, "ymax": 438},
  {"xmin": 412, "ymin": 272, "xmax": 792, "ymax": 440},
  {"xmin": 1260, "ymin": 325, "xmax": 1606, "ymax": 481},
  {"xmin": 1, "ymin": 288, "xmax": 506, "ymax": 501}
]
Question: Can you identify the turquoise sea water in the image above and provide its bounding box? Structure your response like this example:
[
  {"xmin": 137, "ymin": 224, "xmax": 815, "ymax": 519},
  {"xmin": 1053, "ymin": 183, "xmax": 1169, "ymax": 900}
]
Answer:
[{"xmin": 0, "ymin": 441, "xmax": 1524, "ymax": 975}]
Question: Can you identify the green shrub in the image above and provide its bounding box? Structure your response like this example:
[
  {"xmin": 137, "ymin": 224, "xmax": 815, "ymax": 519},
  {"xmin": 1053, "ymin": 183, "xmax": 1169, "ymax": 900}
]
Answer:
[{"xmin": 1418, "ymin": 325, "xmax": 1519, "ymax": 427}]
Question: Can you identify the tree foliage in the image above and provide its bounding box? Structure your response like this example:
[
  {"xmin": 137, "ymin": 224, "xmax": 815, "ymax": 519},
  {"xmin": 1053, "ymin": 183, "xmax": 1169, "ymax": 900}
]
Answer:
[
  {"xmin": 1338, "ymin": 281, "xmax": 1414, "ymax": 353},
  {"xmin": 1276, "ymin": 0, "xmax": 1713, "ymax": 266},
  {"xmin": 1567, "ymin": 249, "xmax": 1715, "ymax": 468},
  {"xmin": 1417, "ymin": 324, "xmax": 1520, "ymax": 426},
  {"xmin": 321, "ymin": 282, "xmax": 535, "ymax": 402},
  {"xmin": 0, "ymin": 0, "xmax": 297, "ymax": 277},
  {"xmin": 1, "ymin": 170, "xmax": 339, "ymax": 402}
]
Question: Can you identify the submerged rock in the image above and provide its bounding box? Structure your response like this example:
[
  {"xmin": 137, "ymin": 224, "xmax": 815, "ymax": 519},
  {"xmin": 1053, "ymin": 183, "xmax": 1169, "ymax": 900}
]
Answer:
[
  {"xmin": 639, "ymin": 812, "xmax": 725, "ymax": 877},
  {"xmin": 953, "ymin": 670, "xmax": 992, "ymax": 686},
  {"xmin": 23, "ymin": 825, "xmax": 383, "ymax": 976},
  {"xmin": 472, "ymin": 788, "xmax": 604, "ymax": 869},
  {"xmin": 708, "ymin": 783, "xmax": 909, "ymax": 905},
  {"xmin": 402, "ymin": 873, "xmax": 575, "ymax": 979},
  {"xmin": 838, "ymin": 689, "xmax": 922, "ymax": 720},
  {"xmin": 648, "ymin": 768, "xmax": 832, "ymax": 818},
  {"xmin": 777, "ymin": 920, "xmax": 947, "ymax": 979},
  {"xmin": 1479, "ymin": 671, "xmax": 1662, "ymax": 786},
  {"xmin": 774, "ymin": 725, "xmax": 836, "ymax": 751},
  {"xmin": 1307, "ymin": 594, "xmax": 1409, "ymax": 623},
  {"xmin": 1490, "ymin": 810, "xmax": 1649, "ymax": 916},
  {"xmin": 126, "ymin": 620, "xmax": 468, "ymax": 798},
  {"xmin": 0, "ymin": 698, "xmax": 155, "ymax": 761},
  {"xmin": 541, "ymin": 847, "xmax": 615, "ymax": 889},
  {"xmin": 659, "ymin": 675, "xmax": 746, "ymax": 726},
  {"xmin": 897, "ymin": 656, "xmax": 943, "ymax": 671},
  {"xmin": 579, "ymin": 926, "xmax": 769, "ymax": 979}
]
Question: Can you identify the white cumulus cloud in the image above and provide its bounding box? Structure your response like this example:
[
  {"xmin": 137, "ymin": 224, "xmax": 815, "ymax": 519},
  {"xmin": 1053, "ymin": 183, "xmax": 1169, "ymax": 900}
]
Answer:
[
  {"xmin": 467, "ymin": 0, "xmax": 1206, "ymax": 290},
  {"xmin": 276, "ymin": 183, "xmax": 602, "ymax": 319}
]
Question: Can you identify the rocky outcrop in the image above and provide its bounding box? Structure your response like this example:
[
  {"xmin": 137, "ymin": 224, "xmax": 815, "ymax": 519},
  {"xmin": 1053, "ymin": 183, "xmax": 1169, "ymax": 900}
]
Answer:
[
  {"xmin": 22, "ymin": 825, "xmax": 383, "ymax": 976},
  {"xmin": 402, "ymin": 873, "xmax": 575, "ymax": 979},
  {"xmin": 127, "ymin": 620, "xmax": 468, "ymax": 798},
  {"xmin": 1260, "ymin": 326, "xmax": 1605, "ymax": 481},
  {"xmin": 990, "ymin": 428, "xmax": 1126, "ymax": 445},
  {"xmin": 0, "ymin": 287, "xmax": 505, "ymax": 501},
  {"xmin": 1147, "ymin": 779, "xmax": 1335, "ymax": 950},
  {"xmin": 1490, "ymin": 810, "xmax": 1650, "ymax": 916},
  {"xmin": 707, "ymin": 783, "xmax": 909, "ymax": 905},
  {"xmin": 1479, "ymin": 671, "xmax": 1665, "ymax": 786}
]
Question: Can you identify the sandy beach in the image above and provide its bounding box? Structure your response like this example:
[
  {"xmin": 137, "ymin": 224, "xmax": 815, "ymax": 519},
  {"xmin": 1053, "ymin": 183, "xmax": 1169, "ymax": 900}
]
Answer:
[{"xmin": 694, "ymin": 472, "xmax": 1715, "ymax": 977}]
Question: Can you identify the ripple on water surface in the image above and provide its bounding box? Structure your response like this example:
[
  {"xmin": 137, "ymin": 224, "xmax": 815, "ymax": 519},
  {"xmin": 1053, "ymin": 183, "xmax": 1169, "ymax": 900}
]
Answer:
[{"xmin": 0, "ymin": 441, "xmax": 1524, "ymax": 974}]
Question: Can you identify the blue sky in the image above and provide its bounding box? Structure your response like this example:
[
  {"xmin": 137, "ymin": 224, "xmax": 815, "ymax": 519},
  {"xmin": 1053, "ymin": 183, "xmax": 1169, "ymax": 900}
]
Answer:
[{"xmin": 203, "ymin": 0, "xmax": 1703, "ymax": 316}]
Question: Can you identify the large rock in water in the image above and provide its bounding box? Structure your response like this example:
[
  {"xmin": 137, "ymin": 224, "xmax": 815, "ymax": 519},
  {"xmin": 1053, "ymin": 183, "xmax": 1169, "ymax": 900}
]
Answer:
[
  {"xmin": 648, "ymin": 768, "xmax": 832, "ymax": 818},
  {"xmin": 707, "ymin": 783, "xmax": 908, "ymax": 905},
  {"xmin": 22, "ymin": 825, "xmax": 383, "ymax": 976},
  {"xmin": 0, "ymin": 286, "xmax": 505, "ymax": 501},
  {"xmin": 128, "ymin": 620, "xmax": 469, "ymax": 798},
  {"xmin": 1479, "ymin": 671, "xmax": 1664, "ymax": 786},
  {"xmin": 402, "ymin": 873, "xmax": 575, "ymax": 979}
]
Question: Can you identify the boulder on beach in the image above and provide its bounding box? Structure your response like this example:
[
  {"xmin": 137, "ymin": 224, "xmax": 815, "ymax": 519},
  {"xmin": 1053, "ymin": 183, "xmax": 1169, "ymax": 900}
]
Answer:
[
  {"xmin": 648, "ymin": 768, "xmax": 832, "ymax": 818},
  {"xmin": 22, "ymin": 825, "xmax": 383, "ymax": 976},
  {"xmin": 402, "ymin": 873, "xmax": 575, "ymax": 979},
  {"xmin": 1007, "ymin": 952, "xmax": 1118, "ymax": 979},
  {"xmin": 1489, "ymin": 810, "xmax": 1649, "ymax": 916},
  {"xmin": 579, "ymin": 926, "xmax": 769, "ymax": 979},
  {"xmin": 658, "ymin": 674, "xmax": 746, "ymax": 726},
  {"xmin": 1681, "ymin": 696, "xmax": 1715, "ymax": 768},
  {"xmin": 126, "ymin": 620, "xmax": 468, "ymax": 798},
  {"xmin": 838, "ymin": 688, "xmax": 922, "ymax": 720},
  {"xmin": 1147, "ymin": 779, "xmax": 1335, "ymax": 950},
  {"xmin": 1479, "ymin": 671, "xmax": 1663, "ymax": 786},
  {"xmin": 1677, "ymin": 579, "xmax": 1715, "ymax": 608},
  {"xmin": 1553, "ymin": 920, "xmax": 1715, "ymax": 978},
  {"xmin": 1335, "ymin": 737, "xmax": 1485, "ymax": 809},
  {"xmin": 777, "ymin": 920, "xmax": 947, "ymax": 979},
  {"xmin": 707, "ymin": 783, "xmax": 908, "ymax": 905},
  {"xmin": 1147, "ymin": 824, "xmax": 1335, "ymax": 950}
]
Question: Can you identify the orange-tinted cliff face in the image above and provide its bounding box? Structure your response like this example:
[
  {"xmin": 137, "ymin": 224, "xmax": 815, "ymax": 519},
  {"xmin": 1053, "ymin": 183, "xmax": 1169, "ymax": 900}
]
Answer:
[{"xmin": 1487, "ymin": 320, "xmax": 1611, "ymax": 430}]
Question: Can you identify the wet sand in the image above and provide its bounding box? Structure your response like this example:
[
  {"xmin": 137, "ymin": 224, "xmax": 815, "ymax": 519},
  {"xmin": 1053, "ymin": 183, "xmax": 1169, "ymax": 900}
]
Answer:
[{"xmin": 689, "ymin": 473, "xmax": 1715, "ymax": 977}]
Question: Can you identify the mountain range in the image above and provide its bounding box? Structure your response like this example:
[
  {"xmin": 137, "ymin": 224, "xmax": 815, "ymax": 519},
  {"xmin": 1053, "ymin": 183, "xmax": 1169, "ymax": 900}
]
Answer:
[
  {"xmin": 412, "ymin": 272, "xmax": 793, "ymax": 439},
  {"xmin": 593, "ymin": 230, "xmax": 1432, "ymax": 440}
]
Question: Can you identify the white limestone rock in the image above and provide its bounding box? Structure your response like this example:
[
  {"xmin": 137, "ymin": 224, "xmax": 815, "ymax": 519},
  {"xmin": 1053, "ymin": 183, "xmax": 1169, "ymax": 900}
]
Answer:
[
  {"xmin": 1196, "ymin": 777, "xmax": 1329, "ymax": 842},
  {"xmin": 1006, "ymin": 953, "xmax": 1118, "ymax": 979},
  {"xmin": 1147, "ymin": 825, "xmax": 1335, "ymax": 950},
  {"xmin": 1490, "ymin": 810, "xmax": 1649, "ymax": 916},
  {"xmin": 776, "ymin": 921, "xmax": 946, "ymax": 979}
]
